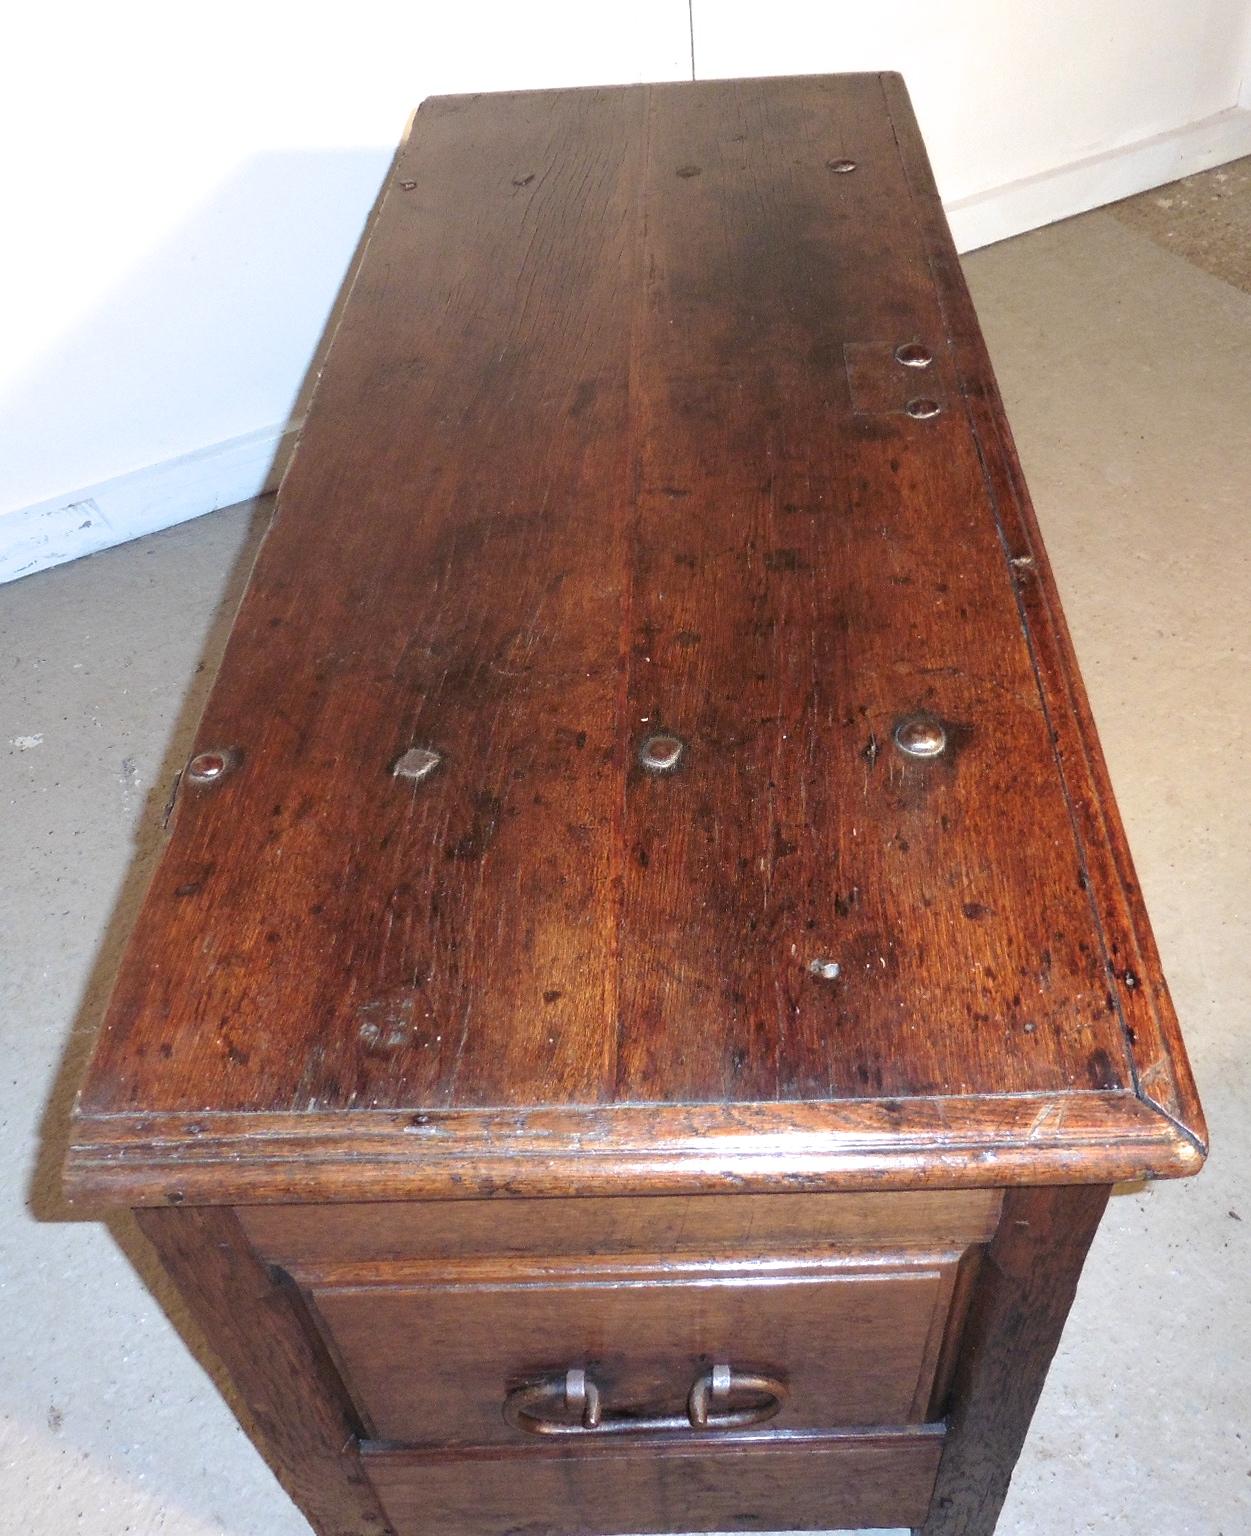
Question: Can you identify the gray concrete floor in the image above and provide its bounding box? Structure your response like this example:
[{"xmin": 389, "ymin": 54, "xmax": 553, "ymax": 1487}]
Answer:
[{"xmin": 4, "ymin": 180, "xmax": 1250, "ymax": 1535}]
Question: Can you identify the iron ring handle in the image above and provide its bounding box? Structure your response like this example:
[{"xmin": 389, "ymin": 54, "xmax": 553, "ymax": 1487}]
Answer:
[
  {"xmin": 502, "ymin": 1364, "xmax": 786, "ymax": 1437},
  {"xmin": 502, "ymin": 1367, "xmax": 603, "ymax": 1435},
  {"xmin": 687, "ymin": 1361, "xmax": 788, "ymax": 1429}
]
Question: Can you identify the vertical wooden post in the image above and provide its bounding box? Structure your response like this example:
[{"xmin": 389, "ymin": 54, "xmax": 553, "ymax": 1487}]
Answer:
[
  {"xmin": 918, "ymin": 1184, "xmax": 1110, "ymax": 1536},
  {"xmin": 136, "ymin": 1205, "xmax": 393, "ymax": 1536}
]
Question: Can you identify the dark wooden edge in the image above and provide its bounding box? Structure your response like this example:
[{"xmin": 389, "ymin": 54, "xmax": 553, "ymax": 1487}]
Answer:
[
  {"xmin": 925, "ymin": 1245, "xmax": 984, "ymax": 1422},
  {"xmin": 918, "ymin": 1183, "xmax": 1110, "ymax": 1536},
  {"xmin": 359, "ymin": 1422, "xmax": 946, "ymax": 1464},
  {"xmin": 133, "ymin": 1205, "xmax": 394, "ymax": 1536},
  {"xmin": 878, "ymin": 72, "xmax": 1207, "ymax": 1159},
  {"xmin": 65, "ymin": 1091, "xmax": 1201, "ymax": 1206},
  {"xmin": 271, "ymin": 1251, "xmax": 952, "ymax": 1291}
]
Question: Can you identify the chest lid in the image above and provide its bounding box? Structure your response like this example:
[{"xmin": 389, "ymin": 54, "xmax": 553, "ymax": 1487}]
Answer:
[{"xmin": 65, "ymin": 74, "xmax": 1204, "ymax": 1205}]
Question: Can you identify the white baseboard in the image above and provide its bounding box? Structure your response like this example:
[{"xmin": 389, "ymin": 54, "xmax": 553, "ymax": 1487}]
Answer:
[
  {"xmin": 0, "ymin": 421, "xmax": 300, "ymax": 585},
  {"xmin": 948, "ymin": 104, "xmax": 1251, "ymax": 252}
]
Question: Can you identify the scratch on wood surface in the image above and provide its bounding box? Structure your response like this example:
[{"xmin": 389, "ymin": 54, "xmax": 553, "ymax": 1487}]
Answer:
[{"xmin": 1025, "ymin": 1102, "xmax": 1063, "ymax": 1142}]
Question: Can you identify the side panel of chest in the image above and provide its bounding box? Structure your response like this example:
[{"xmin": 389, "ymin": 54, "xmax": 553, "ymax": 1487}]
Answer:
[
  {"xmin": 241, "ymin": 1189, "xmax": 999, "ymax": 1452},
  {"xmin": 136, "ymin": 1183, "xmax": 1107, "ymax": 1536}
]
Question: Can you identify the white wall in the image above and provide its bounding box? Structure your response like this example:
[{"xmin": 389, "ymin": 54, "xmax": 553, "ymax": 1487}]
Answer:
[
  {"xmin": 0, "ymin": 2, "xmax": 693, "ymax": 577},
  {"xmin": 693, "ymin": 0, "xmax": 1251, "ymax": 243},
  {"xmin": 3, "ymin": 0, "xmax": 1251, "ymax": 580}
]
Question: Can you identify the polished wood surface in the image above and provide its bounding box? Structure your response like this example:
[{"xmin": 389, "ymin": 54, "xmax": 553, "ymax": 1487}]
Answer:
[
  {"xmin": 64, "ymin": 73, "xmax": 1203, "ymax": 1207},
  {"xmin": 362, "ymin": 1427, "xmax": 945, "ymax": 1536}
]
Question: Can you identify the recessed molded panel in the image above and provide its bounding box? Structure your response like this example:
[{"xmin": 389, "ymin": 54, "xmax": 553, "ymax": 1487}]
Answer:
[{"xmin": 308, "ymin": 1257, "xmax": 958, "ymax": 1445}]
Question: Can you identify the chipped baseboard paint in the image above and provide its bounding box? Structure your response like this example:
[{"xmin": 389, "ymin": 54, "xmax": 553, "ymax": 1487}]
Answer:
[
  {"xmin": 0, "ymin": 421, "xmax": 300, "ymax": 584},
  {"xmin": 948, "ymin": 104, "xmax": 1251, "ymax": 252}
]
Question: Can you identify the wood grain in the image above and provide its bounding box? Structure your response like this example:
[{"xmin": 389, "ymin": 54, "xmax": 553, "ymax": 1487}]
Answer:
[
  {"xmin": 65, "ymin": 73, "xmax": 1204, "ymax": 1205},
  {"xmin": 362, "ymin": 1426, "xmax": 945, "ymax": 1535},
  {"xmin": 304, "ymin": 1255, "xmax": 958, "ymax": 1443},
  {"xmin": 918, "ymin": 1183, "xmax": 1110, "ymax": 1536},
  {"xmin": 66, "ymin": 1091, "xmax": 1198, "ymax": 1205},
  {"xmin": 133, "ymin": 1206, "xmax": 394, "ymax": 1536},
  {"xmin": 878, "ymin": 72, "xmax": 1205, "ymax": 1148},
  {"xmin": 240, "ymin": 1187, "xmax": 1003, "ymax": 1266}
]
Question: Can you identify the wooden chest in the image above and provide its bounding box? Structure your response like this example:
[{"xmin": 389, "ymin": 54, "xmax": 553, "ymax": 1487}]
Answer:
[{"xmin": 64, "ymin": 74, "xmax": 1206, "ymax": 1536}]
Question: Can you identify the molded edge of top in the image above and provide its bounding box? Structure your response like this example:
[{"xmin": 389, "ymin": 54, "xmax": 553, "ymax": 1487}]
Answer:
[{"xmin": 62, "ymin": 1088, "xmax": 1205, "ymax": 1209}]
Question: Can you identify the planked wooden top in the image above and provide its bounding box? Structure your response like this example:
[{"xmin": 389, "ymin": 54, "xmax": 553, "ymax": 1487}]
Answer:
[{"xmin": 65, "ymin": 74, "xmax": 1205, "ymax": 1205}]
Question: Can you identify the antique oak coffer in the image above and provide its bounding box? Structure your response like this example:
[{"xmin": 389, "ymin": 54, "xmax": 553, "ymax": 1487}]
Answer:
[{"xmin": 65, "ymin": 74, "xmax": 1206, "ymax": 1536}]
